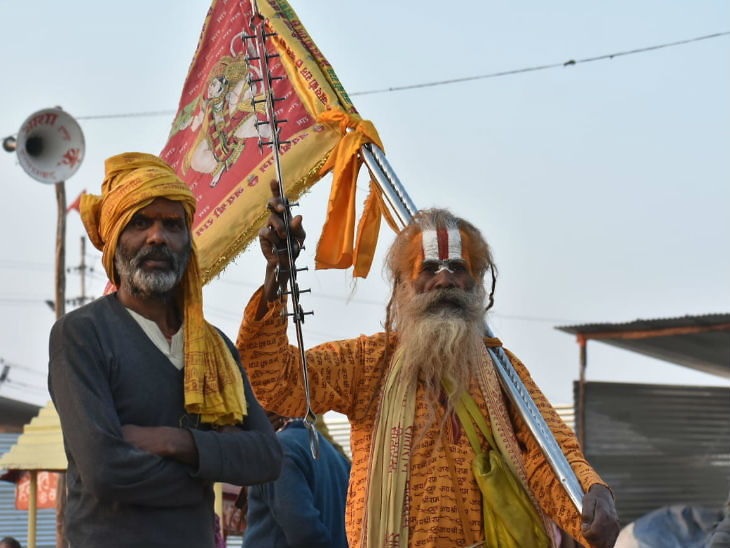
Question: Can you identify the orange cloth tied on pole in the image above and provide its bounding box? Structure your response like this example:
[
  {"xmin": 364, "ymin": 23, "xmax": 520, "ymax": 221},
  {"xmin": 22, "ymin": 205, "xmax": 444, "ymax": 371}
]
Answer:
[
  {"xmin": 315, "ymin": 108, "xmax": 388, "ymax": 277},
  {"xmin": 80, "ymin": 152, "xmax": 246, "ymax": 426}
]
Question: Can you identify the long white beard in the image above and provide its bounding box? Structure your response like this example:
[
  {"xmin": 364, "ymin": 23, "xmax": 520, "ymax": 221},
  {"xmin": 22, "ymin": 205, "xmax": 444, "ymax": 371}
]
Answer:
[{"xmin": 393, "ymin": 283, "xmax": 487, "ymax": 417}]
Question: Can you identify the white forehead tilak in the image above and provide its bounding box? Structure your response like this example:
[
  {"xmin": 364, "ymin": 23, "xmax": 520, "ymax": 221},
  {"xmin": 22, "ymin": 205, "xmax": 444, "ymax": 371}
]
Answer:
[{"xmin": 421, "ymin": 227, "xmax": 462, "ymax": 262}]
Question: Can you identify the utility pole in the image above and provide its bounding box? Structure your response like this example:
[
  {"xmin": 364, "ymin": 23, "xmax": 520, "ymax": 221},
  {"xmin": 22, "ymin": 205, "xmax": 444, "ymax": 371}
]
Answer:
[
  {"xmin": 49, "ymin": 236, "xmax": 94, "ymax": 311},
  {"xmin": 66, "ymin": 237, "xmax": 93, "ymax": 308}
]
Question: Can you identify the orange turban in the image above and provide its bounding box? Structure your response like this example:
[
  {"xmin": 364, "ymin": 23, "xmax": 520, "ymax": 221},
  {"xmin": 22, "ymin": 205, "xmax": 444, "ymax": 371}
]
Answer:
[{"xmin": 80, "ymin": 152, "xmax": 246, "ymax": 425}]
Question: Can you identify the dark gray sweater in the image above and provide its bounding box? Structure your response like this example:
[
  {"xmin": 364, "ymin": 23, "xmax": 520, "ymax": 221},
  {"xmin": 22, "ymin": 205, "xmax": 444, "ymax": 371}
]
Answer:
[{"xmin": 48, "ymin": 294, "xmax": 282, "ymax": 548}]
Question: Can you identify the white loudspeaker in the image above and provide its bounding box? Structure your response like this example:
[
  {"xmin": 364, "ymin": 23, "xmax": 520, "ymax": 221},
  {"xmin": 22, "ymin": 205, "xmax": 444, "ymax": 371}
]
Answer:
[{"xmin": 7, "ymin": 108, "xmax": 85, "ymax": 184}]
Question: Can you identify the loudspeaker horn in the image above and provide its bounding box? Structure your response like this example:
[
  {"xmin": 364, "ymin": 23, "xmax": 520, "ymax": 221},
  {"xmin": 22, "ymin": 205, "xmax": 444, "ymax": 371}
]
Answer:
[{"xmin": 8, "ymin": 108, "xmax": 85, "ymax": 184}]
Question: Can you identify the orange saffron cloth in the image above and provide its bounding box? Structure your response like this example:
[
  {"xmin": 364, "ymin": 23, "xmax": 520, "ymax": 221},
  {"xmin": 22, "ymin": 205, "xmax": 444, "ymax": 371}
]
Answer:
[{"xmin": 237, "ymin": 288, "xmax": 607, "ymax": 547}]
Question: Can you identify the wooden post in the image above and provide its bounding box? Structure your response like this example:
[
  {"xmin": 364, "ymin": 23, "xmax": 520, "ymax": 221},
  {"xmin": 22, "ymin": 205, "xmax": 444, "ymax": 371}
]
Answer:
[
  {"xmin": 54, "ymin": 181, "xmax": 66, "ymax": 317},
  {"xmin": 214, "ymin": 482, "xmax": 224, "ymax": 520},
  {"xmin": 577, "ymin": 334, "xmax": 587, "ymax": 449},
  {"xmin": 54, "ymin": 181, "xmax": 67, "ymax": 548},
  {"xmin": 28, "ymin": 470, "xmax": 38, "ymax": 548}
]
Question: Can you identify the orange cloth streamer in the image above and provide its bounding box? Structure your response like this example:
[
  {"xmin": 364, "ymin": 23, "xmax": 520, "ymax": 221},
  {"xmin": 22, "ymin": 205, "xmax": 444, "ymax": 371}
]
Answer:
[
  {"xmin": 352, "ymin": 181, "xmax": 400, "ymax": 277},
  {"xmin": 80, "ymin": 152, "xmax": 246, "ymax": 426},
  {"xmin": 315, "ymin": 109, "xmax": 388, "ymax": 277}
]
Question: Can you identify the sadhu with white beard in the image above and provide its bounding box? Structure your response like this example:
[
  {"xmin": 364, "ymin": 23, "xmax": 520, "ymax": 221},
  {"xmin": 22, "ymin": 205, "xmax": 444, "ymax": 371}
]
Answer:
[{"xmin": 237, "ymin": 184, "xmax": 620, "ymax": 548}]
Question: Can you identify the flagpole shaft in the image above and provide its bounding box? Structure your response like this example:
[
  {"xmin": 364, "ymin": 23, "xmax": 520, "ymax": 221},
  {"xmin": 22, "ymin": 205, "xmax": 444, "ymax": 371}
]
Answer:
[
  {"xmin": 360, "ymin": 142, "xmax": 585, "ymax": 513},
  {"xmin": 360, "ymin": 143, "xmax": 417, "ymax": 226}
]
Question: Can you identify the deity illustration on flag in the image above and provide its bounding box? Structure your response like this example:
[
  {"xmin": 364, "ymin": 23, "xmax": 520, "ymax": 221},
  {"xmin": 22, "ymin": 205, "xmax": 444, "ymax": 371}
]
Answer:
[{"xmin": 161, "ymin": 0, "xmax": 388, "ymax": 282}]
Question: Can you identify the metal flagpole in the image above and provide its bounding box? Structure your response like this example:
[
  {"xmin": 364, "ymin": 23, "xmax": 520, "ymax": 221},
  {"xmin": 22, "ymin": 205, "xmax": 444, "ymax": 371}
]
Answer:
[{"xmin": 360, "ymin": 142, "xmax": 585, "ymax": 512}]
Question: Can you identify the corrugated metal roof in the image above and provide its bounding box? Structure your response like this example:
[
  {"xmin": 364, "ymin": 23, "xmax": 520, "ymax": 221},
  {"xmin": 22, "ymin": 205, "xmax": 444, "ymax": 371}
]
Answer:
[
  {"xmin": 553, "ymin": 403, "xmax": 575, "ymax": 432},
  {"xmin": 556, "ymin": 313, "xmax": 730, "ymax": 378},
  {"xmin": 0, "ymin": 434, "xmax": 19, "ymax": 464},
  {"xmin": 0, "ymin": 401, "xmax": 66, "ymax": 471},
  {"xmin": 323, "ymin": 412, "xmax": 351, "ymax": 458},
  {"xmin": 579, "ymin": 381, "xmax": 730, "ymax": 525}
]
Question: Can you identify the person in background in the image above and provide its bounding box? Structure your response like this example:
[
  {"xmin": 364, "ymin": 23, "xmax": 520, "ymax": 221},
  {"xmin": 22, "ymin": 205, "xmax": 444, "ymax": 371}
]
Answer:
[
  {"xmin": 48, "ymin": 152, "xmax": 282, "ymax": 548},
  {"xmin": 706, "ymin": 493, "xmax": 730, "ymax": 547},
  {"xmin": 0, "ymin": 537, "xmax": 22, "ymax": 548},
  {"xmin": 242, "ymin": 410, "xmax": 351, "ymax": 548},
  {"xmin": 613, "ymin": 504, "xmax": 722, "ymax": 548},
  {"xmin": 236, "ymin": 182, "xmax": 620, "ymax": 547}
]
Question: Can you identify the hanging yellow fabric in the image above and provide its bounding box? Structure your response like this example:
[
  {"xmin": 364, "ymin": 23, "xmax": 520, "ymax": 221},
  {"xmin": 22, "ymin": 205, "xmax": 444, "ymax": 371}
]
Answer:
[
  {"xmin": 315, "ymin": 108, "xmax": 386, "ymax": 277},
  {"xmin": 351, "ymin": 180, "xmax": 400, "ymax": 277},
  {"xmin": 362, "ymin": 349, "xmax": 414, "ymax": 547}
]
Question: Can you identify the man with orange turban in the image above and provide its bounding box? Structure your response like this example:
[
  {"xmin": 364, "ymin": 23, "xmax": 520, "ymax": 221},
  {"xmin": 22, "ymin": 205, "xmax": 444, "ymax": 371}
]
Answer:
[
  {"xmin": 48, "ymin": 152, "xmax": 282, "ymax": 548},
  {"xmin": 237, "ymin": 186, "xmax": 620, "ymax": 548}
]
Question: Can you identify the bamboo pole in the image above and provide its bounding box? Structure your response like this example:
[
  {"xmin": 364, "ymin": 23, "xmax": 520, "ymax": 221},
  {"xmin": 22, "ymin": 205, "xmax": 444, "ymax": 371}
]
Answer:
[{"xmin": 28, "ymin": 471, "xmax": 38, "ymax": 548}]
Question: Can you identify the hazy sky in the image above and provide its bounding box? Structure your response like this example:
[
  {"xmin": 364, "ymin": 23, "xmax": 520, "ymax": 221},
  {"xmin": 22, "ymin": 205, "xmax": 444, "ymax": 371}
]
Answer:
[{"xmin": 0, "ymin": 1, "xmax": 728, "ymax": 408}]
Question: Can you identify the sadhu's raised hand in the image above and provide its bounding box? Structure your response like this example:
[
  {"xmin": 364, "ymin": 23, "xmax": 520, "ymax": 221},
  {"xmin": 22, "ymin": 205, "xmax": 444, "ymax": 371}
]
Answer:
[
  {"xmin": 581, "ymin": 484, "xmax": 620, "ymax": 548},
  {"xmin": 258, "ymin": 179, "xmax": 306, "ymax": 311}
]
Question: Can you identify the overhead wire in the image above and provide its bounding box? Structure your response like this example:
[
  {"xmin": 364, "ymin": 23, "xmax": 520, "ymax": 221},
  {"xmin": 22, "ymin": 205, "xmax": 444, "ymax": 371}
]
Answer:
[
  {"xmin": 0, "ymin": 357, "xmax": 46, "ymax": 394},
  {"xmin": 2, "ymin": 377, "xmax": 48, "ymax": 394},
  {"xmin": 0, "ymin": 259, "xmax": 54, "ymax": 272},
  {"xmin": 0, "ymin": 364, "xmax": 45, "ymax": 378},
  {"xmin": 0, "ymin": 296, "xmax": 51, "ymax": 305},
  {"xmin": 1, "ymin": 31, "xmax": 725, "ymax": 342},
  {"xmin": 63, "ymin": 30, "xmax": 730, "ymax": 122},
  {"xmin": 350, "ymin": 30, "xmax": 730, "ymax": 96}
]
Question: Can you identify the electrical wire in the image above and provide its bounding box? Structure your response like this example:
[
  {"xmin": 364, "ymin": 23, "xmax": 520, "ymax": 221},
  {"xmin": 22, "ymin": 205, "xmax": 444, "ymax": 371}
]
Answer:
[
  {"xmin": 0, "ymin": 358, "xmax": 46, "ymax": 392},
  {"xmin": 61, "ymin": 30, "xmax": 729, "ymax": 122},
  {"xmin": 0, "ymin": 296, "xmax": 52, "ymax": 305},
  {"xmin": 2, "ymin": 377, "xmax": 48, "ymax": 393},
  {"xmin": 0, "ymin": 259, "xmax": 53, "ymax": 272},
  {"xmin": 351, "ymin": 31, "xmax": 730, "ymax": 96},
  {"xmin": 1, "ymin": 31, "xmax": 721, "ymax": 343},
  {"xmin": 76, "ymin": 109, "xmax": 175, "ymax": 121}
]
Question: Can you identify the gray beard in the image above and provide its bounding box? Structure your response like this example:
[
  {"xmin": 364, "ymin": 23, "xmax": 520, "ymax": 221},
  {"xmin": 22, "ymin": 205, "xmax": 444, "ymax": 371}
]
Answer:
[
  {"xmin": 392, "ymin": 283, "xmax": 488, "ymax": 435},
  {"xmin": 395, "ymin": 285, "xmax": 486, "ymax": 335},
  {"xmin": 394, "ymin": 285, "xmax": 486, "ymax": 389},
  {"xmin": 114, "ymin": 245, "xmax": 189, "ymax": 298}
]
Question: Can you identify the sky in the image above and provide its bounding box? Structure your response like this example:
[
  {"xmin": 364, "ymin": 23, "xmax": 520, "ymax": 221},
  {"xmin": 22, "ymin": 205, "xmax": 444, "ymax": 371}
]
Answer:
[{"xmin": 0, "ymin": 0, "xmax": 728, "ymax": 409}]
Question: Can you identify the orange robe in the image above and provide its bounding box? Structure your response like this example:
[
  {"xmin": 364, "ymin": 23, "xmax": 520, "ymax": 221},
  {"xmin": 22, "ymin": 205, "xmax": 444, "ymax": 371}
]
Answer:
[{"xmin": 237, "ymin": 288, "xmax": 607, "ymax": 547}]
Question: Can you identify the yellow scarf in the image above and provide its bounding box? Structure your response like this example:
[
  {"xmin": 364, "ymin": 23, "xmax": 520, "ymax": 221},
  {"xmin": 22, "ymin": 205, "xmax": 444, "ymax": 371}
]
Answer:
[
  {"xmin": 361, "ymin": 349, "xmax": 413, "ymax": 547},
  {"xmin": 80, "ymin": 152, "xmax": 246, "ymax": 425}
]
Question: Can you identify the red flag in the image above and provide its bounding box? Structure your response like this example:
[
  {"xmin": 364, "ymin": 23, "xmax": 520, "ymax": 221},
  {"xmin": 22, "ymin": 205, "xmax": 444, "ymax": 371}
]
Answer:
[
  {"xmin": 161, "ymin": 0, "xmax": 389, "ymax": 281},
  {"xmin": 66, "ymin": 189, "xmax": 86, "ymax": 213},
  {"xmin": 14, "ymin": 471, "xmax": 59, "ymax": 510}
]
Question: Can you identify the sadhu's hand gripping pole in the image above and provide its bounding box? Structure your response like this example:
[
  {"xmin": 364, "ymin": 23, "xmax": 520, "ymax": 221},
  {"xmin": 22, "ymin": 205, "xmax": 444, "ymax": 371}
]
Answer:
[
  {"xmin": 245, "ymin": 1, "xmax": 320, "ymax": 459},
  {"xmin": 360, "ymin": 143, "xmax": 585, "ymax": 512}
]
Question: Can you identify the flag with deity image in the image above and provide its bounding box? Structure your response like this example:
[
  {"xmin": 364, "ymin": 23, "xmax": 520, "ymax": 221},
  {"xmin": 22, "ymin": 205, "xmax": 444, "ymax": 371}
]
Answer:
[{"xmin": 161, "ymin": 0, "xmax": 391, "ymax": 283}]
